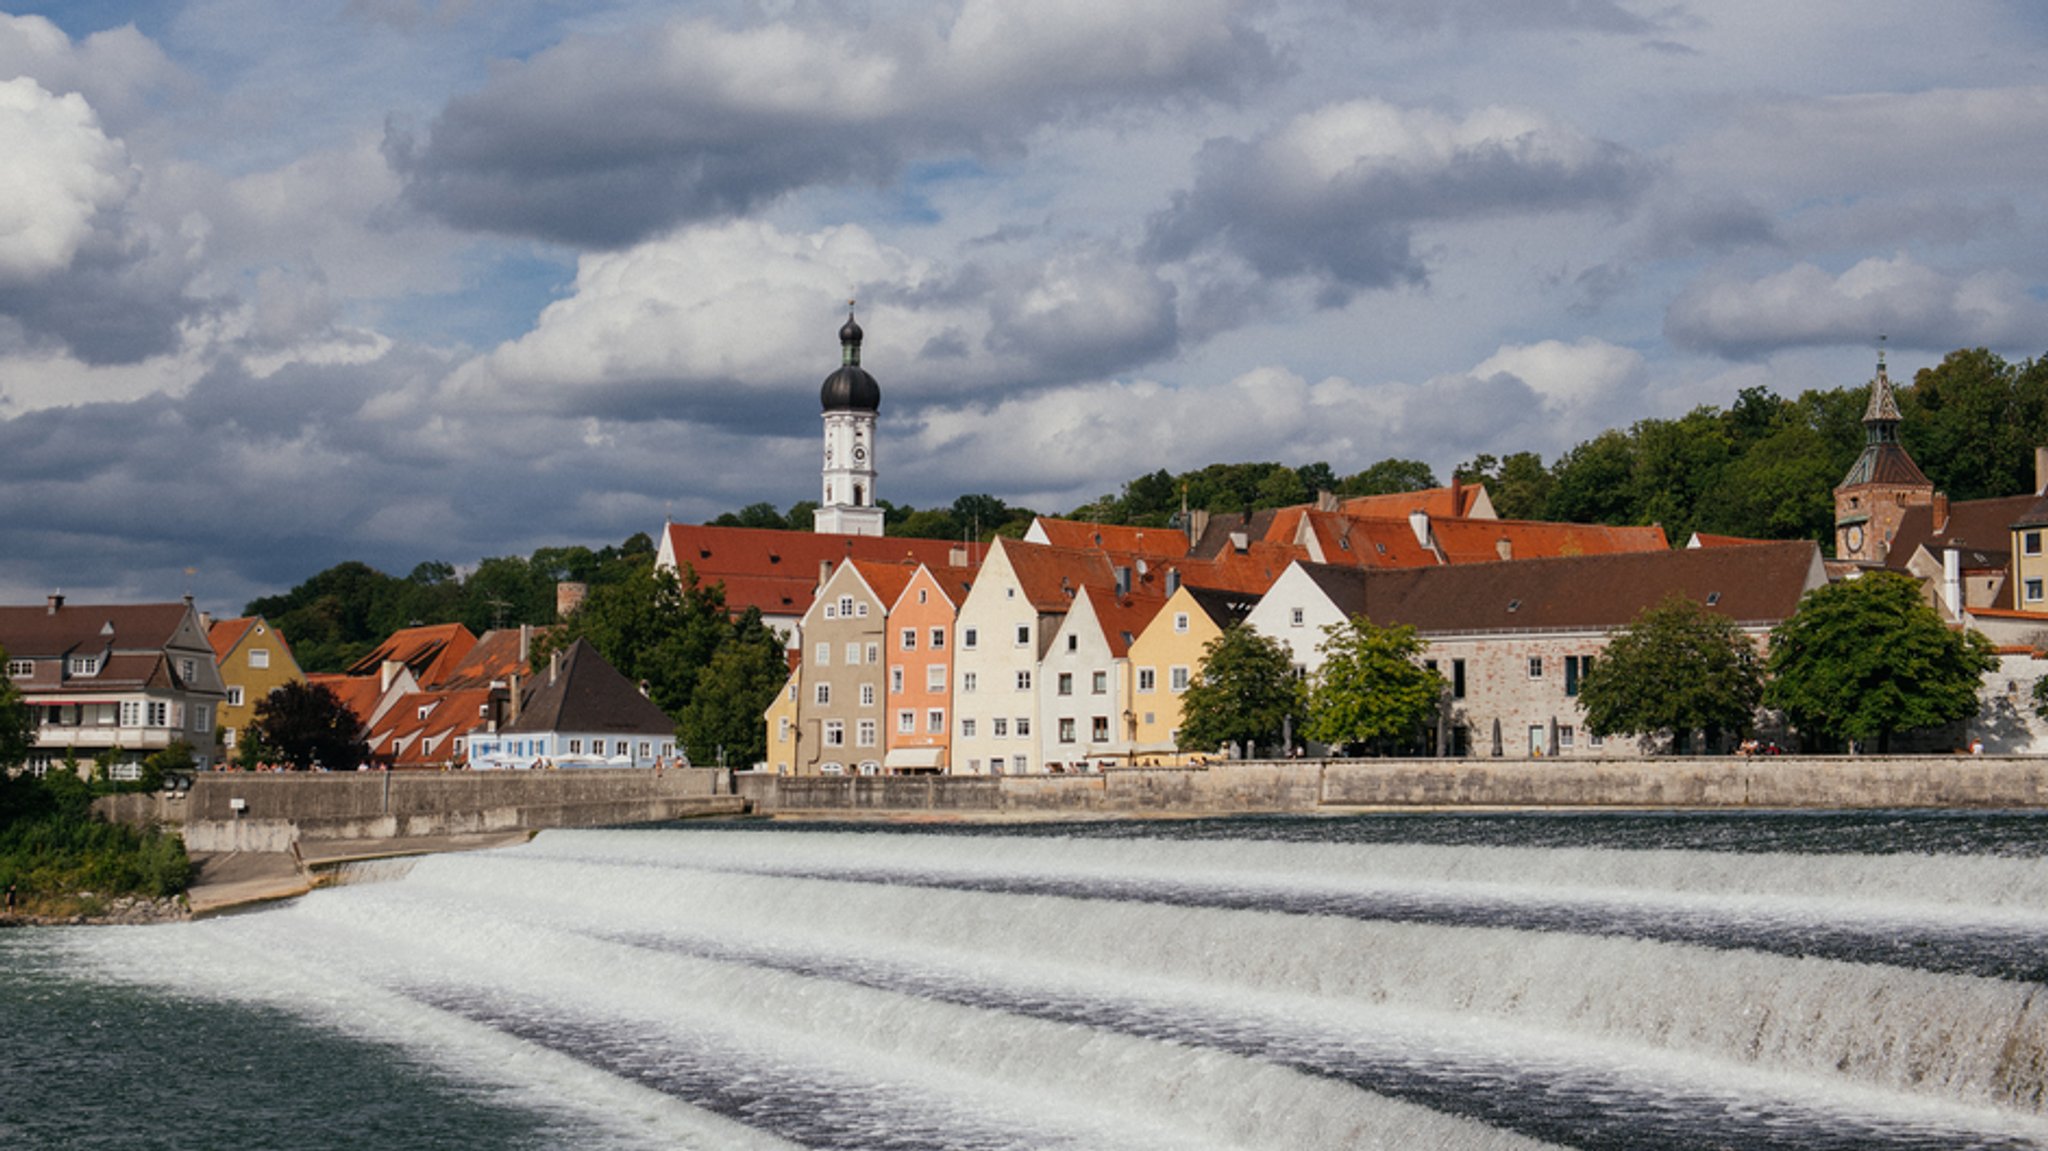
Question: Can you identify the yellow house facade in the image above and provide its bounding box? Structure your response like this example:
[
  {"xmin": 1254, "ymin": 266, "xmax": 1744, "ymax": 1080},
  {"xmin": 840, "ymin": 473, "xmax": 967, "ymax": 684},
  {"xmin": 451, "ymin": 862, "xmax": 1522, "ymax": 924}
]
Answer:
[
  {"xmin": 762, "ymin": 668, "xmax": 800, "ymax": 773},
  {"xmin": 1126, "ymin": 584, "xmax": 1259, "ymax": 764},
  {"xmin": 206, "ymin": 615, "xmax": 304, "ymax": 752}
]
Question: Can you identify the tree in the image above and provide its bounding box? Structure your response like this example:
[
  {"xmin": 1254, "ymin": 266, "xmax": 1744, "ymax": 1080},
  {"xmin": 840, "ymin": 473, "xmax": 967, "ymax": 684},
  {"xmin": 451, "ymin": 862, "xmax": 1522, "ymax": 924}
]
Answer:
[
  {"xmin": 1577, "ymin": 596, "xmax": 1764, "ymax": 754},
  {"xmin": 0, "ymin": 644, "xmax": 32, "ymax": 768},
  {"xmin": 1303, "ymin": 617, "xmax": 1443, "ymax": 753},
  {"xmin": 1338, "ymin": 458, "xmax": 1438, "ymax": 497},
  {"xmin": 678, "ymin": 629, "xmax": 789, "ymax": 767},
  {"xmin": 1176, "ymin": 624, "xmax": 1304, "ymax": 757},
  {"xmin": 251, "ymin": 681, "xmax": 368, "ymax": 770},
  {"xmin": 1765, "ymin": 572, "xmax": 1998, "ymax": 753}
]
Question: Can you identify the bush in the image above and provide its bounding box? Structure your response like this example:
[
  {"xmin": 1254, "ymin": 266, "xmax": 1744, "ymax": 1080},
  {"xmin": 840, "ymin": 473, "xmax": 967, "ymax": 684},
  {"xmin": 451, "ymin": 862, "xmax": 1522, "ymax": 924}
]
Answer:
[{"xmin": 0, "ymin": 769, "xmax": 192, "ymax": 901}]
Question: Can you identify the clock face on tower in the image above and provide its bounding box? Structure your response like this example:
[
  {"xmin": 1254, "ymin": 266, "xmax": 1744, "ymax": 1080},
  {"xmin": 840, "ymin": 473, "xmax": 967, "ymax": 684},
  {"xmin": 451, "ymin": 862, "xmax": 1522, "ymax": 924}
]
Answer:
[
  {"xmin": 853, "ymin": 445, "xmax": 866, "ymax": 463},
  {"xmin": 1845, "ymin": 523, "xmax": 1864, "ymax": 553}
]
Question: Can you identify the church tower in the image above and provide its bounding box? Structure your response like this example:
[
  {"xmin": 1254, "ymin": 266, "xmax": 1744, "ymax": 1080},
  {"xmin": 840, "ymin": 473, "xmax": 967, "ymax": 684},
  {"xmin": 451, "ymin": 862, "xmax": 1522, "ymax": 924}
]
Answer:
[
  {"xmin": 814, "ymin": 303, "xmax": 884, "ymax": 537},
  {"xmin": 1833, "ymin": 348, "xmax": 1933, "ymax": 563}
]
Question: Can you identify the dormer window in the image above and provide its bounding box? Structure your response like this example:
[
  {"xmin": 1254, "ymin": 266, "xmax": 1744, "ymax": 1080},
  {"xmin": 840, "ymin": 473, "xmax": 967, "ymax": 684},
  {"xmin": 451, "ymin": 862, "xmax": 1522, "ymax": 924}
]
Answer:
[
  {"xmin": 69, "ymin": 655, "xmax": 99, "ymax": 676},
  {"xmin": 1705, "ymin": 592, "xmax": 1721, "ymax": 606}
]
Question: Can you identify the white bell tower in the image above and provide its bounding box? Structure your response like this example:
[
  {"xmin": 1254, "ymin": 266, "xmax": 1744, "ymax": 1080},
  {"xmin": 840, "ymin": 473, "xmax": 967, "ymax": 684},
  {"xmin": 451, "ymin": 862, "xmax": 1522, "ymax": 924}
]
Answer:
[{"xmin": 814, "ymin": 302, "xmax": 884, "ymax": 537}]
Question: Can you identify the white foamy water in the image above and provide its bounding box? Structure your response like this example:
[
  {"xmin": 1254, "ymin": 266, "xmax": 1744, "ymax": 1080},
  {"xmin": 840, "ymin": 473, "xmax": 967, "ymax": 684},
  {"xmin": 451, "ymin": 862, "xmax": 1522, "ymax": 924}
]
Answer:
[{"xmin": 61, "ymin": 819, "xmax": 2048, "ymax": 1149}]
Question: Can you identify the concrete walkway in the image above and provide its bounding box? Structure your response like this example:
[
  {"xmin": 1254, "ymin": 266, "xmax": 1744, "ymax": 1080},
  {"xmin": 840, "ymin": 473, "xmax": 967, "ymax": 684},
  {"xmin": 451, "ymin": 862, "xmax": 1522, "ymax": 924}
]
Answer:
[{"xmin": 186, "ymin": 830, "xmax": 535, "ymax": 917}]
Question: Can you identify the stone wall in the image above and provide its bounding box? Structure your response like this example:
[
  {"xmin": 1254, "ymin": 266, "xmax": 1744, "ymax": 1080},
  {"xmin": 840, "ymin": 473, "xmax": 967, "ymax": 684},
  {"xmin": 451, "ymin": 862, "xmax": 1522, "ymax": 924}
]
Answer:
[
  {"xmin": 740, "ymin": 755, "xmax": 2048, "ymax": 815},
  {"xmin": 97, "ymin": 767, "xmax": 742, "ymax": 849}
]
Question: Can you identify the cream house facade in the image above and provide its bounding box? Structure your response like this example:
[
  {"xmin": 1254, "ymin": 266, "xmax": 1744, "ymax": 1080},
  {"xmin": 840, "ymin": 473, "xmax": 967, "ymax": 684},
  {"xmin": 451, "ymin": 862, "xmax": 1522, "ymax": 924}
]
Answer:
[{"xmin": 1126, "ymin": 584, "xmax": 1257, "ymax": 763}]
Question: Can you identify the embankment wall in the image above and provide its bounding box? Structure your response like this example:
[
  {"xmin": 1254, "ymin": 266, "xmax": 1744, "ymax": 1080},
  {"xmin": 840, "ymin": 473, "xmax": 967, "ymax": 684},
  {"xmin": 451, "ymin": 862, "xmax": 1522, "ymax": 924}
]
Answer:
[
  {"xmin": 738, "ymin": 756, "xmax": 2048, "ymax": 815},
  {"xmin": 96, "ymin": 768, "xmax": 743, "ymax": 851}
]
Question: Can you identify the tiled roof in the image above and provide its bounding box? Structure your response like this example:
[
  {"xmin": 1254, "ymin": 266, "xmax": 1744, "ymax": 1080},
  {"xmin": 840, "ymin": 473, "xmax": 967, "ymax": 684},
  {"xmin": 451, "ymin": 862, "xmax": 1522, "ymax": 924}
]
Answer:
[
  {"xmin": 2014, "ymin": 494, "xmax": 2048, "ymax": 530},
  {"xmin": 506, "ymin": 638, "xmax": 673, "ymax": 737},
  {"xmin": 0, "ymin": 602, "xmax": 192, "ymax": 658},
  {"xmin": 1029, "ymin": 518, "xmax": 1191, "ymax": 560},
  {"xmin": 843, "ymin": 559, "xmax": 919, "ymax": 610},
  {"xmin": 1429, "ymin": 517, "xmax": 1668, "ymax": 562},
  {"xmin": 1337, "ymin": 483, "xmax": 1490, "ymax": 520},
  {"xmin": 999, "ymin": 539, "xmax": 1120, "ymax": 612},
  {"xmin": 344, "ymin": 623, "xmax": 477, "ymax": 687},
  {"xmin": 306, "ymin": 673, "xmax": 388, "ymax": 729},
  {"xmin": 1838, "ymin": 442, "xmax": 1931, "ymax": 490},
  {"xmin": 369, "ymin": 687, "xmax": 496, "ymax": 769},
  {"xmin": 207, "ymin": 616, "xmax": 258, "ymax": 661},
  {"xmin": 1184, "ymin": 585, "xmax": 1260, "ymax": 629},
  {"xmin": 438, "ymin": 627, "xmax": 548, "ymax": 690},
  {"xmin": 660, "ymin": 523, "xmax": 977, "ymax": 620},
  {"xmin": 1888, "ymin": 495, "xmax": 2039, "ymax": 571},
  {"xmin": 1084, "ymin": 589, "xmax": 1169, "ymax": 657},
  {"xmin": 1688, "ymin": 533, "xmax": 1776, "ymax": 548},
  {"xmin": 1296, "ymin": 539, "xmax": 1822, "ymax": 635}
]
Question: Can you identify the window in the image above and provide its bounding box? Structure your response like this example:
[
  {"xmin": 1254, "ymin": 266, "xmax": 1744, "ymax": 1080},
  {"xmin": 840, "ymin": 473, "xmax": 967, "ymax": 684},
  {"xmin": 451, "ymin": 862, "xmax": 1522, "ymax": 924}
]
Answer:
[
  {"xmin": 898, "ymin": 710, "xmax": 915, "ymax": 733},
  {"xmin": 1138, "ymin": 668, "xmax": 1156, "ymax": 693},
  {"xmin": 857, "ymin": 720, "xmax": 877, "ymax": 747},
  {"xmin": 824, "ymin": 720, "xmax": 845, "ymax": 747},
  {"xmin": 639, "ymin": 742, "xmax": 652, "ymax": 759},
  {"xmin": 901, "ymin": 628, "xmax": 917, "ymax": 650},
  {"xmin": 993, "ymin": 718, "xmax": 1008, "ymax": 738},
  {"xmin": 569, "ymin": 738, "xmax": 583, "ymax": 755},
  {"xmin": 5, "ymin": 659, "xmax": 29, "ymax": 679},
  {"xmin": 1528, "ymin": 657, "xmax": 1544, "ymax": 679},
  {"xmin": 2027, "ymin": 531, "xmax": 2043, "ymax": 557},
  {"xmin": 824, "ymin": 603, "xmax": 837, "ymax": 619},
  {"xmin": 777, "ymin": 719, "xmax": 790, "ymax": 743},
  {"xmin": 857, "ymin": 603, "xmax": 869, "ymax": 618},
  {"xmin": 1290, "ymin": 607, "xmax": 1305, "ymax": 627},
  {"xmin": 1174, "ymin": 613, "xmax": 1189, "ymax": 633},
  {"xmin": 961, "ymin": 718, "xmax": 977, "ymax": 738},
  {"xmin": 249, "ymin": 649, "xmax": 270, "ymax": 669},
  {"xmin": 1092, "ymin": 671, "xmax": 1107, "ymax": 695},
  {"xmin": 1092, "ymin": 716, "xmax": 1109, "ymax": 741},
  {"xmin": 1565, "ymin": 655, "xmax": 1591, "ymax": 697},
  {"xmin": 989, "ymin": 757, "xmax": 1005, "ymax": 773},
  {"xmin": 1058, "ymin": 718, "xmax": 1076, "ymax": 743},
  {"xmin": 1017, "ymin": 717, "xmax": 1031, "ymax": 737},
  {"xmin": 1016, "ymin": 670, "xmax": 1032, "ymax": 691},
  {"xmin": 70, "ymin": 655, "xmax": 99, "ymax": 676},
  {"xmin": 1057, "ymin": 673, "xmax": 1073, "ymax": 695},
  {"xmin": 1170, "ymin": 666, "xmax": 1190, "ymax": 692},
  {"xmin": 890, "ymin": 667, "xmax": 904, "ymax": 693},
  {"xmin": 928, "ymin": 709, "xmax": 945, "ymax": 733},
  {"xmin": 838, "ymin": 595, "xmax": 855, "ymax": 617},
  {"xmin": 194, "ymin": 708, "xmax": 212, "ymax": 733},
  {"xmin": 815, "ymin": 683, "xmax": 832, "ymax": 706},
  {"xmin": 962, "ymin": 671, "xmax": 978, "ymax": 693},
  {"xmin": 226, "ymin": 686, "xmax": 245, "ymax": 707},
  {"xmin": 146, "ymin": 701, "xmax": 169, "ymax": 727},
  {"xmin": 846, "ymin": 642, "xmax": 861, "ymax": 666},
  {"xmin": 1452, "ymin": 659, "xmax": 1466, "ymax": 700},
  {"xmin": 1066, "ymin": 635, "xmax": 1078, "ymax": 652},
  {"xmin": 860, "ymin": 684, "xmax": 875, "ymax": 707},
  {"xmin": 930, "ymin": 628, "xmax": 945, "ymax": 649},
  {"xmin": 1559, "ymin": 725, "xmax": 1576, "ymax": 749},
  {"xmin": 1016, "ymin": 625, "xmax": 1031, "ymax": 646},
  {"xmin": 866, "ymin": 643, "xmax": 879, "ymax": 665},
  {"xmin": 815, "ymin": 643, "xmax": 830, "ymax": 666},
  {"xmin": 927, "ymin": 664, "xmax": 945, "ymax": 691},
  {"xmin": 2029, "ymin": 578, "xmax": 2045, "ymax": 603},
  {"xmin": 918, "ymin": 589, "xmax": 929, "ymax": 604},
  {"xmin": 120, "ymin": 700, "xmax": 141, "ymax": 727},
  {"xmin": 963, "ymin": 627, "xmax": 978, "ymax": 649}
]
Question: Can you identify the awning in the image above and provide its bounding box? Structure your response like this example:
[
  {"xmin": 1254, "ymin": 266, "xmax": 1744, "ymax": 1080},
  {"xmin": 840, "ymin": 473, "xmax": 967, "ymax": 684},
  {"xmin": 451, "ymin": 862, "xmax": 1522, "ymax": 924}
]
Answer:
[{"xmin": 883, "ymin": 746, "xmax": 947, "ymax": 770}]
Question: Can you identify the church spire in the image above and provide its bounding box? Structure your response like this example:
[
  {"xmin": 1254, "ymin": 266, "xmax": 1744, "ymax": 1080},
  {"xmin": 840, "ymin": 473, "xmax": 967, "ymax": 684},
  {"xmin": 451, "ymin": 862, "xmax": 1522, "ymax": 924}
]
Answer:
[{"xmin": 1862, "ymin": 338, "xmax": 1902, "ymax": 440}]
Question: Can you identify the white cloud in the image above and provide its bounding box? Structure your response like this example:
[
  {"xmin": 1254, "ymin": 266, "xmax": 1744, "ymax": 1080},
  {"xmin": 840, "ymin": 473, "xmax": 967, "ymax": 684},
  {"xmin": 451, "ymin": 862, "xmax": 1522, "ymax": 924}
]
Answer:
[
  {"xmin": 0, "ymin": 77, "xmax": 131, "ymax": 284},
  {"xmin": 1471, "ymin": 338, "xmax": 1646, "ymax": 411}
]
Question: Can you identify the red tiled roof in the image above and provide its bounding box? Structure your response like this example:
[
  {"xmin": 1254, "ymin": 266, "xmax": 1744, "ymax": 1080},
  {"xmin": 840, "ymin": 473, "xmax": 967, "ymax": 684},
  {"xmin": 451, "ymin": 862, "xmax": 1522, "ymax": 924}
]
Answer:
[
  {"xmin": 368, "ymin": 687, "xmax": 495, "ymax": 770},
  {"xmin": 306, "ymin": 673, "xmax": 387, "ymax": 729},
  {"xmin": 843, "ymin": 559, "xmax": 919, "ymax": 609},
  {"xmin": 660, "ymin": 523, "xmax": 978, "ymax": 619},
  {"xmin": 999, "ymin": 539, "xmax": 1120, "ymax": 612},
  {"xmin": 1689, "ymin": 533, "xmax": 1776, "ymax": 548},
  {"xmin": 438, "ymin": 627, "xmax": 548, "ymax": 689},
  {"xmin": 1030, "ymin": 518, "xmax": 1192, "ymax": 560},
  {"xmin": 1337, "ymin": 484, "xmax": 1489, "ymax": 520},
  {"xmin": 345, "ymin": 623, "xmax": 477, "ymax": 688},
  {"xmin": 1084, "ymin": 588, "xmax": 1169, "ymax": 657},
  {"xmin": 207, "ymin": 616, "xmax": 258, "ymax": 661}
]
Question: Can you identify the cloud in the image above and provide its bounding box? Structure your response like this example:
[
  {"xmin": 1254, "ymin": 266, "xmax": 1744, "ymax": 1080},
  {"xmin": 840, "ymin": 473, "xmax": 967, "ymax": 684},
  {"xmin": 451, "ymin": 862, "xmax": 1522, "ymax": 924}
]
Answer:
[
  {"xmin": 1341, "ymin": 0, "xmax": 1663, "ymax": 36},
  {"xmin": 446, "ymin": 220, "xmax": 1178, "ymax": 423},
  {"xmin": 389, "ymin": 0, "xmax": 1273, "ymax": 246},
  {"xmin": 0, "ymin": 13, "xmax": 184, "ymax": 131},
  {"xmin": 1147, "ymin": 98, "xmax": 1651, "ymax": 303},
  {"xmin": 0, "ymin": 77, "xmax": 130, "ymax": 283},
  {"xmin": 1665, "ymin": 255, "xmax": 2048, "ymax": 359}
]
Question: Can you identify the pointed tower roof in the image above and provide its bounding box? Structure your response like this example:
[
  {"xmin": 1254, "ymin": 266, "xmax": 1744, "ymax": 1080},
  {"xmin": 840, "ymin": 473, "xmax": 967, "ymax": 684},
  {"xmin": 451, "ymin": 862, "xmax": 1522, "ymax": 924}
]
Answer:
[
  {"xmin": 1837, "ymin": 349, "xmax": 1930, "ymax": 490},
  {"xmin": 820, "ymin": 301, "xmax": 880, "ymax": 412}
]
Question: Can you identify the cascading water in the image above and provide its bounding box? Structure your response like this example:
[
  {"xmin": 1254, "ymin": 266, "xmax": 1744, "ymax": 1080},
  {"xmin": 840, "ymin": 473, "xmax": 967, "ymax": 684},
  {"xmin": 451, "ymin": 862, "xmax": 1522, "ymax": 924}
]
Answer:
[{"xmin": 10, "ymin": 812, "xmax": 2048, "ymax": 1150}]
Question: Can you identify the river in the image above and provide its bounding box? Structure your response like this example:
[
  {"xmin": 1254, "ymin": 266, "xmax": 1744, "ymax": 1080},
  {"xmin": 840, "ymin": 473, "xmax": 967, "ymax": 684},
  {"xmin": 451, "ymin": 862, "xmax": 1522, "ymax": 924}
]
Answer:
[{"xmin": 7, "ymin": 812, "xmax": 2048, "ymax": 1149}]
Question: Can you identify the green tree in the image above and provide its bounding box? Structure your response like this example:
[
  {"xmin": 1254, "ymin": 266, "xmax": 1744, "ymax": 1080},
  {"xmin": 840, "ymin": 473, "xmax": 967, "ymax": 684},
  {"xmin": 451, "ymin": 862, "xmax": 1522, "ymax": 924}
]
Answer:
[
  {"xmin": 1765, "ymin": 572, "xmax": 1998, "ymax": 753},
  {"xmin": 1303, "ymin": 617, "xmax": 1443, "ymax": 753},
  {"xmin": 1176, "ymin": 624, "xmax": 1304, "ymax": 757},
  {"xmin": 0, "ymin": 643, "xmax": 31, "ymax": 768},
  {"xmin": 678, "ymin": 629, "xmax": 788, "ymax": 767},
  {"xmin": 1338, "ymin": 458, "xmax": 1438, "ymax": 497},
  {"xmin": 1577, "ymin": 596, "xmax": 1764, "ymax": 754},
  {"xmin": 1456, "ymin": 452, "xmax": 1552, "ymax": 519},
  {"xmin": 251, "ymin": 681, "xmax": 369, "ymax": 771}
]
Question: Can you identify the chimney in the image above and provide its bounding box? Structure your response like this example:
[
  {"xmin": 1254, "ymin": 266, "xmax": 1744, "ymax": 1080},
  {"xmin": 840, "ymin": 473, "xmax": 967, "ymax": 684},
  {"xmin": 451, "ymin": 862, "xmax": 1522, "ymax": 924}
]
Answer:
[
  {"xmin": 1496, "ymin": 536, "xmax": 1513, "ymax": 561},
  {"xmin": 820, "ymin": 560, "xmax": 833, "ymax": 588},
  {"xmin": 1315, "ymin": 489, "xmax": 1339, "ymax": 512},
  {"xmin": 1932, "ymin": 492, "xmax": 1950, "ymax": 534},
  {"xmin": 519, "ymin": 623, "xmax": 533, "ymax": 667},
  {"xmin": 549, "ymin": 648, "xmax": 561, "ymax": 686},
  {"xmin": 2037, "ymin": 446, "xmax": 2048, "ymax": 495},
  {"xmin": 1187, "ymin": 508, "xmax": 1211, "ymax": 546},
  {"xmin": 1942, "ymin": 547, "xmax": 1964, "ymax": 619},
  {"xmin": 1450, "ymin": 474, "xmax": 1465, "ymax": 516},
  {"xmin": 508, "ymin": 673, "xmax": 521, "ymax": 723},
  {"xmin": 949, "ymin": 545, "xmax": 969, "ymax": 567},
  {"xmin": 46, "ymin": 592, "xmax": 63, "ymax": 615}
]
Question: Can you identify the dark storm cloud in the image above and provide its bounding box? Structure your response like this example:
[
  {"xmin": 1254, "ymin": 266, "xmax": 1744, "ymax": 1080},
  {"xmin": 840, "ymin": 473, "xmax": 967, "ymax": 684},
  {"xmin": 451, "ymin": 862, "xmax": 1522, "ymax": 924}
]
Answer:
[
  {"xmin": 1147, "ymin": 105, "xmax": 1652, "ymax": 305},
  {"xmin": 390, "ymin": 6, "xmax": 1276, "ymax": 247}
]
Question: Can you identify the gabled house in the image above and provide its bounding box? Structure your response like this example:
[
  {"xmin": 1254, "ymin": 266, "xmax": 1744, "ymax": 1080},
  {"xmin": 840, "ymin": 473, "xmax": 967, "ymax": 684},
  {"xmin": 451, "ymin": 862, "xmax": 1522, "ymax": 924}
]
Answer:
[
  {"xmin": 465, "ymin": 638, "xmax": 677, "ymax": 769},
  {"xmin": 1037, "ymin": 585, "xmax": 1165, "ymax": 772},
  {"xmin": 950, "ymin": 538, "xmax": 1117, "ymax": 775},
  {"xmin": 762, "ymin": 667, "xmax": 801, "ymax": 774},
  {"xmin": 368, "ymin": 687, "xmax": 495, "ymax": 770},
  {"xmin": 884, "ymin": 562, "xmax": 975, "ymax": 773},
  {"xmin": 1127, "ymin": 584, "xmax": 1260, "ymax": 763},
  {"xmin": 1, "ymin": 595, "xmax": 227, "ymax": 774},
  {"xmin": 1247, "ymin": 542, "xmax": 1827, "ymax": 758},
  {"xmin": 788, "ymin": 559, "xmax": 917, "ymax": 775},
  {"xmin": 206, "ymin": 615, "xmax": 305, "ymax": 752}
]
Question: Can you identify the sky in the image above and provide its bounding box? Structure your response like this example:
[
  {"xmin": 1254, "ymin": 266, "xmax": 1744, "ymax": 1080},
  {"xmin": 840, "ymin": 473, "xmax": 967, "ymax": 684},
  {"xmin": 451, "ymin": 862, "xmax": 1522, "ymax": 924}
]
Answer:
[{"xmin": 4, "ymin": 1, "xmax": 2048, "ymax": 616}]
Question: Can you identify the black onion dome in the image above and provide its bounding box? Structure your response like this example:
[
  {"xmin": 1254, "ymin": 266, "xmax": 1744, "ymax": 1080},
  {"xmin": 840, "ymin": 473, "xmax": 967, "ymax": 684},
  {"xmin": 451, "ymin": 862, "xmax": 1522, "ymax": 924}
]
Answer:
[{"xmin": 821, "ymin": 307, "xmax": 880, "ymax": 411}]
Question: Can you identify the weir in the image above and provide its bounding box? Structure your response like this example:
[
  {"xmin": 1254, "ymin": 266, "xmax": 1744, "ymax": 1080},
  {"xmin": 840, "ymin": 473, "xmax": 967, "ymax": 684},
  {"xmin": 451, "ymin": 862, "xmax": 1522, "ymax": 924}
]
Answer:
[{"xmin": 47, "ymin": 814, "xmax": 2048, "ymax": 1150}]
